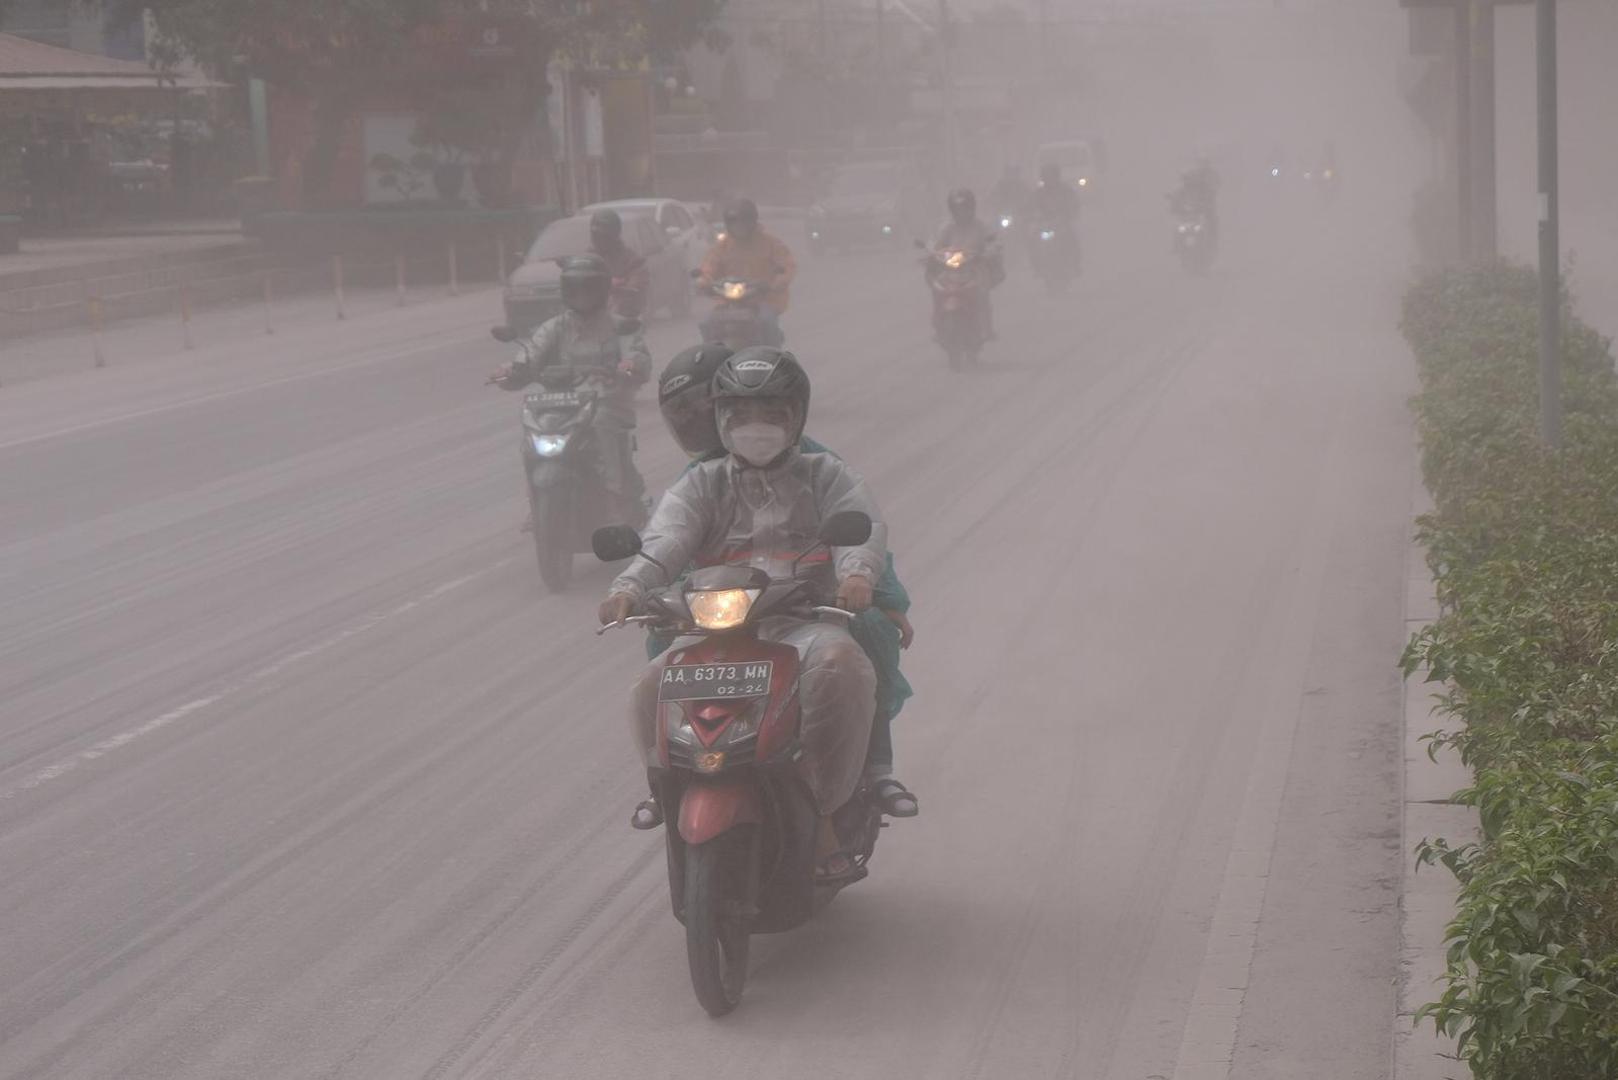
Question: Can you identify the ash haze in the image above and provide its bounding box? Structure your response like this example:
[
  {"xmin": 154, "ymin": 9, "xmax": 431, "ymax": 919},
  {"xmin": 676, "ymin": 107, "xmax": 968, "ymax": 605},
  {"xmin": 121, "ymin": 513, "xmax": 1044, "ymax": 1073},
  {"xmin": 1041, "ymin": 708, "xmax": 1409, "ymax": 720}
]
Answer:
[{"xmin": 0, "ymin": 0, "xmax": 1610, "ymax": 1077}]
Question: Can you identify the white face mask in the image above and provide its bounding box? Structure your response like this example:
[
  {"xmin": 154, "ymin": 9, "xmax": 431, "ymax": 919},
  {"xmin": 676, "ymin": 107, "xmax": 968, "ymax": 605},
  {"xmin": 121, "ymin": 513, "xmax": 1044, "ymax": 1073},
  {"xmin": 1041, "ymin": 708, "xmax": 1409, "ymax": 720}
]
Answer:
[{"xmin": 727, "ymin": 423, "xmax": 790, "ymax": 467}]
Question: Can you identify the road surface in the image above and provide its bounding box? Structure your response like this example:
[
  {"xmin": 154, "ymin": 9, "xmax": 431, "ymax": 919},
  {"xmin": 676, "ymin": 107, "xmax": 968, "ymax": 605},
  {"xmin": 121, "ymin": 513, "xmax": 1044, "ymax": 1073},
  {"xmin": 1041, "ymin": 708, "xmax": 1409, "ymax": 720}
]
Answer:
[{"xmin": 0, "ymin": 195, "xmax": 1413, "ymax": 1079}]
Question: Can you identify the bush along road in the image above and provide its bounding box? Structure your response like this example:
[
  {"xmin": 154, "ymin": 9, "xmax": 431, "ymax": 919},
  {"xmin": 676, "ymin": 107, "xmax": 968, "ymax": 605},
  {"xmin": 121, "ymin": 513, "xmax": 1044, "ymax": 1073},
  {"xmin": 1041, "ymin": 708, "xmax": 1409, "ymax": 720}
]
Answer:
[{"xmin": 1402, "ymin": 263, "xmax": 1618, "ymax": 1076}]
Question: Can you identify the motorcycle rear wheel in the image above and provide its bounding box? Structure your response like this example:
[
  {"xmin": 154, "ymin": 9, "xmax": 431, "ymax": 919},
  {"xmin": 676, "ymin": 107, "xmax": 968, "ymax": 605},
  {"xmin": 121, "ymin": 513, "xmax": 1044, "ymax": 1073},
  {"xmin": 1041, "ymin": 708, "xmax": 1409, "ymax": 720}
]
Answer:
[
  {"xmin": 685, "ymin": 832, "xmax": 752, "ymax": 1016},
  {"xmin": 528, "ymin": 486, "xmax": 573, "ymax": 593}
]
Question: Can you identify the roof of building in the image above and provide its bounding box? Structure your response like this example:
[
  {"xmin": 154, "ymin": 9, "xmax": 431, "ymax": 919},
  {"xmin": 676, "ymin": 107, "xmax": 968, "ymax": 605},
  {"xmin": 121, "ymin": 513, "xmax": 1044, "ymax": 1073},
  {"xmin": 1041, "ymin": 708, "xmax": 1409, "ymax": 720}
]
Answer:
[{"xmin": 0, "ymin": 32, "xmax": 215, "ymax": 89}]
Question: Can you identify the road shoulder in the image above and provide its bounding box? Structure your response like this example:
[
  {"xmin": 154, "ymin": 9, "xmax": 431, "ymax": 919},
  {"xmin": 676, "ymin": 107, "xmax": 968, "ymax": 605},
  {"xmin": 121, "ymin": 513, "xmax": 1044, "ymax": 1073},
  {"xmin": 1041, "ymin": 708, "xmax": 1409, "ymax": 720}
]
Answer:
[{"xmin": 1393, "ymin": 448, "xmax": 1475, "ymax": 1079}]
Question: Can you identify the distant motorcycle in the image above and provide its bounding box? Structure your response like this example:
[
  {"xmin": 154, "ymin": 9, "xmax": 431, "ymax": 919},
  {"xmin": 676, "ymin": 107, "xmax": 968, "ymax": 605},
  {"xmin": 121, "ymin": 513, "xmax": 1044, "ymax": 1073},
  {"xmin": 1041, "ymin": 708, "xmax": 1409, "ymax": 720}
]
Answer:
[
  {"xmin": 1173, "ymin": 212, "xmax": 1217, "ymax": 275},
  {"xmin": 1302, "ymin": 165, "xmax": 1340, "ymax": 206},
  {"xmin": 1029, "ymin": 218, "xmax": 1077, "ymax": 295},
  {"xmin": 489, "ymin": 326, "xmax": 646, "ymax": 592},
  {"xmin": 920, "ymin": 243, "xmax": 989, "ymax": 371},
  {"xmin": 592, "ymin": 511, "xmax": 890, "ymax": 1017},
  {"xmin": 699, "ymin": 276, "xmax": 783, "ymax": 349}
]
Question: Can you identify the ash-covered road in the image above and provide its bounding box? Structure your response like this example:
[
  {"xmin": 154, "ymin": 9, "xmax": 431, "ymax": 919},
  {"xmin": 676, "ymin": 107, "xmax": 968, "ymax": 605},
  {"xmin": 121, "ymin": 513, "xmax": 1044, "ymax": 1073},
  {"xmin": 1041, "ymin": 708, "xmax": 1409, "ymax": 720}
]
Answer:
[{"xmin": 0, "ymin": 194, "xmax": 1412, "ymax": 1079}]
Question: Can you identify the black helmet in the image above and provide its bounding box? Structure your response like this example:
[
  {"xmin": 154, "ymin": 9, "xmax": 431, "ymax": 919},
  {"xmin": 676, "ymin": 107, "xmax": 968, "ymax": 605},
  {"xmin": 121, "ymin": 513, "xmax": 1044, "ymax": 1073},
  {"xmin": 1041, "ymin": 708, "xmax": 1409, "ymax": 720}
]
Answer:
[
  {"xmin": 722, "ymin": 197, "xmax": 759, "ymax": 237},
  {"xmin": 711, "ymin": 346, "xmax": 810, "ymax": 454},
  {"xmin": 559, "ymin": 253, "xmax": 611, "ymax": 315},
  {"xmin": 658, "ymin": 342, "xmax": 733, "ymax": 457},
  {"xmin": 589, "ymin": 208, "xmax": 623, "ymax": 248},
  {"xmin": 947, "ymin": 187, "xmax": 976, "ymax": 223}
]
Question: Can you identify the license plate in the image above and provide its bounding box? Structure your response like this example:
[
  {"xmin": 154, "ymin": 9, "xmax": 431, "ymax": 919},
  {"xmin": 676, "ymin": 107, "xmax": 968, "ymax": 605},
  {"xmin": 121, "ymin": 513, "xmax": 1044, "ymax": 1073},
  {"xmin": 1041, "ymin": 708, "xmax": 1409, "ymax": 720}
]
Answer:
[
  {"xmin": 658, "ymin": 661, "xmax": 775, "ymax": 702},
  {"xmin": 530, "ymin": 391, "xmax": 581, "ymax": 408}
]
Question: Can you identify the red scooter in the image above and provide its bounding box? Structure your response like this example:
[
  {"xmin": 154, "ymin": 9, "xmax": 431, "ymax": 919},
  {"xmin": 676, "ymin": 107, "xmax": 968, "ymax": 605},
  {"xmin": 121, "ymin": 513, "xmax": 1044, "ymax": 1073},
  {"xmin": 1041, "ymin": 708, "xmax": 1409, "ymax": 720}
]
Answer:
[
  {"xmin": 920, "ymin": 243, "xmax": 988, "ymax": 370},
  {"xmin": 592, "ymin": 512, "xmax": 887, "ymax": 1016}
]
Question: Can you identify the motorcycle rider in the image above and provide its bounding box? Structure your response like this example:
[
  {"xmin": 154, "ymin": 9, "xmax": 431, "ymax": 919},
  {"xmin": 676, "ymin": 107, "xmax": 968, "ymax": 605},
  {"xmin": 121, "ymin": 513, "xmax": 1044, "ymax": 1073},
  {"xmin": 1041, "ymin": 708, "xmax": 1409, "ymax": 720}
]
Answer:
[
  {"xmin": 1031, "ymin": 163, "xmax": 1081, "ymax": 273},
  {"xmin": 929, "ymin": 187, "xmax": 1003, "ymax": 340},
  {"xmin": 588, "ymin": 208, "xmax": 651, "ymax": 320},
  {"xmin": 640, "ymin": 343, "xmax": 920, "ymax": 827},
  {"xmin": 989, "ymin": 164, "xmax": 1031, "ymax": 227},
  {"xmin": 1171, "ymin": 155, "xmax": 1221, "ymax": 234},
  {"xmin": 492, "ymin": 253, "xmax": 652, "ymax": 521},
  {"xmin": 696, "ymin": 198, "xmax": 796, "ymax": 347},
  {"xmin": 601, "ymin": 348, "xmax": 896, "ymax": 876}
]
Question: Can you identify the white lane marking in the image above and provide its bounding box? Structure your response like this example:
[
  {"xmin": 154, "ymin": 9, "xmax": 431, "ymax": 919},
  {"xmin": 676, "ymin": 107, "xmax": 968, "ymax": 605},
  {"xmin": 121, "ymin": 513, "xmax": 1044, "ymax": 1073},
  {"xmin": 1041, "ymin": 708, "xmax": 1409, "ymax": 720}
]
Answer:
[
  {"xmin": 0, "ymin": 559, "xmax": 515, "ymax": 800},
  {"xmin": 0, "ymin": 326, "xmax": 489, "ymax": 453}
]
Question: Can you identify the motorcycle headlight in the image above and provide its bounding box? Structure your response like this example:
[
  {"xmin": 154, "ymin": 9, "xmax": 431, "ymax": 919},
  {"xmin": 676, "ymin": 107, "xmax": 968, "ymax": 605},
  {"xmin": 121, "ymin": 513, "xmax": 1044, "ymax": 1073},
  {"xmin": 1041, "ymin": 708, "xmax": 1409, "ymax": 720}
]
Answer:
[
  {"xmin": 810, "ymin": 229, "xmax": 822, "ymax": 240},
  {"xmin": 944, "ymin": 250, "xmax": 966, "ymax": 269},
  {"xmin": 688, "ymin": 588, "xmax": 760, "ymax": 630},
  {"xmin": 881, "ymin": 224, "xmax": 894, "ymax": 235},
  {"xmin": 530, "ymin": 433, "xmax": 569, "ymax": 457},
  {"xmin": 1078, "ymin": 176, "xmax": 1089, "ymax": 188},
  {"xmin": 1040, "ymin": 230, "xmax": 1056, "ymax": 241},
  {"xmin": 721, "ymin": 281, "xmax": 748, "ymax": 301},
  {"xmin": 1000, "ymin": 216, "xmax": 1013, "ymax": 229},
  {"xmin": 1177, "ymin": 223, "xmax": 1189, "ymax": 234}
]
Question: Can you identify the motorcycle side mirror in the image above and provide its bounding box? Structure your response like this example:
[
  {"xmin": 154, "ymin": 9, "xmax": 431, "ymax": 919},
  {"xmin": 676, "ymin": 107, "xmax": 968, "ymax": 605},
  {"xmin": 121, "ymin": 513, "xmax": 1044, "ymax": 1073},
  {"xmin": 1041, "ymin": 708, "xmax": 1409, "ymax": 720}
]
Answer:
[
  {"xmin": 819, "ymin": 510, "xmax": 872, "ymax": 547},
  {"xmin": 592, "ymin": 526, "xmax": 644, "ymax": 563},
  {"xmin": 490, "ymin": 326, "xmax": 518, "ymax": 343}
]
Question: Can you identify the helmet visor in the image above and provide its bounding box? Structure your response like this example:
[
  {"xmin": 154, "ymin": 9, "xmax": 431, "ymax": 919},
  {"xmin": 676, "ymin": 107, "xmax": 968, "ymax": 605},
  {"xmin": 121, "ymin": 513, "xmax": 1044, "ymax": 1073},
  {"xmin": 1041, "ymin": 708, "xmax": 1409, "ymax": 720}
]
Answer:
[{"xmin": 717, "ymin": 397, "xmax": 797, "ymax": 433}]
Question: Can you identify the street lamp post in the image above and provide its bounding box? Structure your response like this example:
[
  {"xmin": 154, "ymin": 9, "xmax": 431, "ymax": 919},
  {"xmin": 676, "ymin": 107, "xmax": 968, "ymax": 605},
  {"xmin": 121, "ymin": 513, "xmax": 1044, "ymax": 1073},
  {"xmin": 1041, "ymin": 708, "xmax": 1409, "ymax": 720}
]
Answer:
[
  {"xmin": 1402, "ymin": 0, "xmax": 1558, "ymax": 445},
  {"xmin": 1536, "ymin": 0, "xmax": 1560, "ymax": 447}
]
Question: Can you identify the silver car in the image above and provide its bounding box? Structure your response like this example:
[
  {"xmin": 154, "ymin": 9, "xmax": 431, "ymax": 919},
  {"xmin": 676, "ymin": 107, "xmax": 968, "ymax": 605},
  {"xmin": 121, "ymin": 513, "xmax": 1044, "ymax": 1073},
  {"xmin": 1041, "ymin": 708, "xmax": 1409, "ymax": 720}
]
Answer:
[{"xmin": 503, "ymin": 208, "xmax": 692, "ymax": 333}]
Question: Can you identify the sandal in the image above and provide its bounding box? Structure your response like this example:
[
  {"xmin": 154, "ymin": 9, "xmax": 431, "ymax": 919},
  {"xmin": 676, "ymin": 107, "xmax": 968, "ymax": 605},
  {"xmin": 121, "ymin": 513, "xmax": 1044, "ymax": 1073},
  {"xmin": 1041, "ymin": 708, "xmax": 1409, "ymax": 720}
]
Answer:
[
  {"xmin": 870, "ymin": 778, "xmax": 919, "ymax": 818},
  {"xmin": 630, "ymin": 797, "xmax": 663, "ymax": 831}
]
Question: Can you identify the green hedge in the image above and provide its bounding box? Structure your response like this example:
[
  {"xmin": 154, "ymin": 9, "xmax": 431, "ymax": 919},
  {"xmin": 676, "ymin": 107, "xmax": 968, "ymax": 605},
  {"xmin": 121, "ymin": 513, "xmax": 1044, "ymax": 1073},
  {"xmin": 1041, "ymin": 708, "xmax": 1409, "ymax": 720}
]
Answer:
[{"xmin": 1403, "ymin": 263, "xmax": 1618, "ymax": 1076}]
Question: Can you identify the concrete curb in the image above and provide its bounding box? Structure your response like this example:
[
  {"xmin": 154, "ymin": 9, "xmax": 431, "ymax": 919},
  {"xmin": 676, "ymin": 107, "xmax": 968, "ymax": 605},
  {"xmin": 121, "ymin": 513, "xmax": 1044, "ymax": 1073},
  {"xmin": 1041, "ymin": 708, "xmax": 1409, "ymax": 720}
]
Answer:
[{"xmin": 1392, "ymin": 458, "xmax": 1476, "ymax": 1080}]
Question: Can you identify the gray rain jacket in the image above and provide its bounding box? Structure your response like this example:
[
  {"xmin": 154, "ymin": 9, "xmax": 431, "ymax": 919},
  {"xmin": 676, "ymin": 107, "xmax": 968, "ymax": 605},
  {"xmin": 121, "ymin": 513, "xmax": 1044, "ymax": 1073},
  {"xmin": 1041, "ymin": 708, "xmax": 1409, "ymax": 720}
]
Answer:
[{"xmin": 610, "ymin": 447, "xmax": 888, "ymax": 603}]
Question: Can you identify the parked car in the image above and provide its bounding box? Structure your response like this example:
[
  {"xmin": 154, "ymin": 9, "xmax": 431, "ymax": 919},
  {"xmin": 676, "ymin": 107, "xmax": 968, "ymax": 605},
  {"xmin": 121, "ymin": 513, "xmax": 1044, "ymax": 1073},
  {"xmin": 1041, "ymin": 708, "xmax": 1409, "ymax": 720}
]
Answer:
[
  {"xmin": 504, "ymin": 209, "xmax": 691, "ymax": 333},
  {"xmin": 805, "ymin": 159, "xmax": 931, "ymax": 255}
]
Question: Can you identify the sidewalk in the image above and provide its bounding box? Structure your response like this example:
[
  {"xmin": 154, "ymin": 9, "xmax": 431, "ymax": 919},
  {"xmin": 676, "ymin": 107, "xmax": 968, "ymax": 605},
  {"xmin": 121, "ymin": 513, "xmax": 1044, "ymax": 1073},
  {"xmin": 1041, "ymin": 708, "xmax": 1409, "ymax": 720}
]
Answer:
[
  {"xmin": 0, "ymin": 222, "xmax": 246, "ymax": 280},
  {"xmin": 0, "ymin": 276, "xmax": 504, "ymax": 388},
  {"xmin": 1392, "ymin": 456, "xmax": 1476, "ymax": 1079}
]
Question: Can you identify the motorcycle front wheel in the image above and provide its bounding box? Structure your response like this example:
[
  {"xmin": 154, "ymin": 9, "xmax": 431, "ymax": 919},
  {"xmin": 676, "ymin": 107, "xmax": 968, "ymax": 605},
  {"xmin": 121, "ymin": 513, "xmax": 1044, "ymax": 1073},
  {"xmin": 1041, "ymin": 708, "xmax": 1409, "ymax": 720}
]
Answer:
[
  {"xmin": 685, "ymin": 830, "xmax": 753, "ymax": 1016},
  {"xmin": 527, "ymin": 485, "xmax": 573, "ymax": 593}
]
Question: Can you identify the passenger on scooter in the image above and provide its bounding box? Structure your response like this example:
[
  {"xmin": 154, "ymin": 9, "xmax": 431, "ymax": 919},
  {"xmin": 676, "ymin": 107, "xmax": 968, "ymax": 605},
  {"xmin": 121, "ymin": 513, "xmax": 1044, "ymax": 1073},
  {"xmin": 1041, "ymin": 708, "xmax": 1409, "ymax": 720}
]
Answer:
[
  {"xmin": 492, "ymin": 254, "xmax": 651, "ymax": 520},
  {"xmin": 600, "ymin": 348, "xmax": 898, "ymax": 876},
  {"xmin": 696, "ymin": 198, "xmax": 796, "ymax": 347},
  {"xmin": 588, "ymin": 208, "xmax": 651, "ymax": 320},
  {"xmin": 929, "ymin": 188, "xmax": 1003, "ymax": 338},
  {"xmin": 641, "ymin": 343, "xmax": 920, "ymax": 824}
]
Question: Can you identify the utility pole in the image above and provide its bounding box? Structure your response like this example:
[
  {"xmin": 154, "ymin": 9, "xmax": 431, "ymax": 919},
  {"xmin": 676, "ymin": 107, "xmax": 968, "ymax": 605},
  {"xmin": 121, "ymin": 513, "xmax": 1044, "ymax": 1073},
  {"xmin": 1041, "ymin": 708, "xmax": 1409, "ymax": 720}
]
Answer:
[
  {"xmin": 1037, "ymin": 0, "xmax": 1050, "ymax": 128},
  {"xmin": 1453, "ymin": 1, "xmax": 1473, "ymax": 261},
  {"xmin": 938, "ymin": 0, "xmax": 958, "ymax": 179},
  {"xmin": 1536, "ymin": 0, "xmax": 1561, "ymax": 446},
  {"xmin": 1469, "ymin": 0, "xmax": 1498, "ymax": 258}
]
